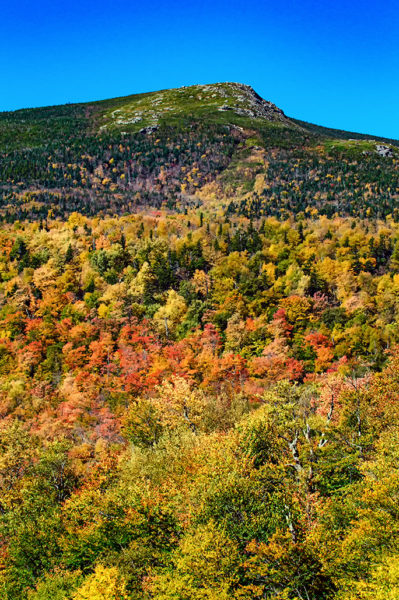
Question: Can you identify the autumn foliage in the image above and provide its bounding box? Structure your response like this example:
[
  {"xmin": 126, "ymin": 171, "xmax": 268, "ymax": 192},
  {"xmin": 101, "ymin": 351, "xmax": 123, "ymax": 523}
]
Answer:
[{"xmin": 0, "ymin": 207, "xmax": 399, "ymax": 599}]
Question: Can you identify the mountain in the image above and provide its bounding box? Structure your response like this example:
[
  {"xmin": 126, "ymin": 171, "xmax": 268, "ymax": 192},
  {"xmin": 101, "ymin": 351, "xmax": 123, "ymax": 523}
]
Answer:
[
  {"xmin": 4, "ymin": 83, "xmax": 399, "ymax": 599},
  {"xmin": 0, "ymin": 82, "xmax": 398, "ymax": 222}
]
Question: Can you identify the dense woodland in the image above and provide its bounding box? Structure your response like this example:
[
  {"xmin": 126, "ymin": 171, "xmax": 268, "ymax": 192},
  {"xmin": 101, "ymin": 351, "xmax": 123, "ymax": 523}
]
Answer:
[
  {"xmin": 1, "ymin": 120, "xmax": 398, "ymax": 222},
  {"xmin": 1, "ymin": 85, "xmax": 399, "ymax": 599}
]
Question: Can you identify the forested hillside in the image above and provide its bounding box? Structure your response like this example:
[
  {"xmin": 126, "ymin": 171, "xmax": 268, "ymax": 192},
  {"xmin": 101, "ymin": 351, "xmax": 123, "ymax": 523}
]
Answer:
[
  {"xmin": 1, "ymin": 84, "xmax": 399, "ymax": 599},
  {"xmin": 1, "ymin": 83, "xmax": 398, "ymax": 222}
]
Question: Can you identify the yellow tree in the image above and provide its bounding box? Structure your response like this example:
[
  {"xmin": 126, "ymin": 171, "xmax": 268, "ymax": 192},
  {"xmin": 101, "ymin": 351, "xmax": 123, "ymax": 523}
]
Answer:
[
  {"xmin": 153, "ymin": 290, "xmax": 187, "ymax": 337},
  {"xmin": 153, "ymin": 376, "xmax": 207, "ymax": 433},
  {"xmin": 72, "ymin": 565, "xmax": 128, "ymax": 600},
  {"xmin": 192, "ymin": 269, "xmax": 211, "ymax": 297},
  {"xmin": 338, "ymin": 555, "xmax": 399, "ymax": 599},
  {"xmin": 147, "ymin": 521, "xmax": 241, "ymax": 600}
]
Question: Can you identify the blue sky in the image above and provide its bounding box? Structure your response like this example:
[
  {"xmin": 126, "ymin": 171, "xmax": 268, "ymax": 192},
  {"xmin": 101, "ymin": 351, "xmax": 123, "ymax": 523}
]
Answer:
[{"xmin": 1, "ymin": 0, "xmax": 398, "ymax": 138}]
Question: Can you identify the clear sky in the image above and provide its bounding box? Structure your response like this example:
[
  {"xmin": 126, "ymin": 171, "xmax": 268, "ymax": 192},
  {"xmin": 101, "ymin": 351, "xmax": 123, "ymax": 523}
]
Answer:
[{"xmin": 2, "ymin": 0, "xmax": 398, "ymax": 138}]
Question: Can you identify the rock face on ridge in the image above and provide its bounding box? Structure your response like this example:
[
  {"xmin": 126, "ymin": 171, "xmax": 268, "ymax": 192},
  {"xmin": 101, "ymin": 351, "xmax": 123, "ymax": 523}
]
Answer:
[{"xmin": 217, "ymin": 82, "xmax": 288, "ymax": 122}]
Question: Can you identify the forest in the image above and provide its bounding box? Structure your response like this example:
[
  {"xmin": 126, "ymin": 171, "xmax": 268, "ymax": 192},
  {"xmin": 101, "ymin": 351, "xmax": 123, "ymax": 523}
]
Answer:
[{"xmin": 1, "ymin": 83, "xmax": 399, "ymax": 599}]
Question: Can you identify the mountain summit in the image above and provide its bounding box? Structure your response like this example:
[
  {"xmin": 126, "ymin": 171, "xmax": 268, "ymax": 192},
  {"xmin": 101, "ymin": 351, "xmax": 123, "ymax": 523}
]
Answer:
[{"xmin": 97, "ymin": 82, "xmax": 292, "ymax": 133}]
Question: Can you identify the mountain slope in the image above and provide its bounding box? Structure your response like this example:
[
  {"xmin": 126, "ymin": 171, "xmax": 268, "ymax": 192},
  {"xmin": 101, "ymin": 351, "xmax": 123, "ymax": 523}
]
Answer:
[
  {"xmin": 0, "ymin": 82, "xmax": 398, "ymax": 222},
  {"xmin": 293, "ymin": 116, "xmax": 399, "ymax": 147}
]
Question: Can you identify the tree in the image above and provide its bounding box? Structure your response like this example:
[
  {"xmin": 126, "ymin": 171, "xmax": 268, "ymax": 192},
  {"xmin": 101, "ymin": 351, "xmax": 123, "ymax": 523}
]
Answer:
[
  {"xmin": 72, "ymin": 565, "xmax": 128, "ymax": 600},
  {"xmin": 338, "ymin": 554, "xmax": 399, "ymax": 599},
  {"xmin": 27, "ymin": 569, "xmax": 82, "ymax": 600},
  {"xmin": 152, "ymin": 376, "xmax": 207, "ymax": 433},
  {"xmin": 147, "ymin": 522, "xmax": 241, "ymax": 600},
  {"xmin": 153, "ymin": 290, "xmax": 187, "ymax": 338}
]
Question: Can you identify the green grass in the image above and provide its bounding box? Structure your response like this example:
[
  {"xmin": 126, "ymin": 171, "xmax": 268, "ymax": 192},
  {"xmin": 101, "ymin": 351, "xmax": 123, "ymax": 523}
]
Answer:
[{"xmin": 324, "ymin": 138, "xmax": 399, "ymax": 158}]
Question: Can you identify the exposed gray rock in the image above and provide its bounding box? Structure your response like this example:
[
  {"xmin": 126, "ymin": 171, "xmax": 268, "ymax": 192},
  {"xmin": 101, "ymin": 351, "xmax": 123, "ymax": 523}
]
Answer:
[
  {"xmin": 376, "ymin": 145, "xmax": 393, "ymax": 157},
  {"xmin": 139, "ymin": 125, "xmax": 159, "ymax": 134},
  {"xmin": 216, "ymin": 83, "xmax": 288, "ymax": 123}
]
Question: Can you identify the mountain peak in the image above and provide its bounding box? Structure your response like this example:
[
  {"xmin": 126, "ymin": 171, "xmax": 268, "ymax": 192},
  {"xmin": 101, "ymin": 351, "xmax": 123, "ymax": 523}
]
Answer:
[
  {"xmin": 205, "ymin": 81, "xmax": 287, "ymax": 121},
  {"xmin": 97, "ymin": 81, "xmax": 291, "ymax": 133}
]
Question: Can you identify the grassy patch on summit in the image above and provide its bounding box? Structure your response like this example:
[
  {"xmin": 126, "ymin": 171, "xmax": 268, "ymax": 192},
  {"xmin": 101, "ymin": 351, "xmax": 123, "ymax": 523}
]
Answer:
[{"xmin": 324, "ymin": 138, "xmax": 399, "ymax": 159}]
